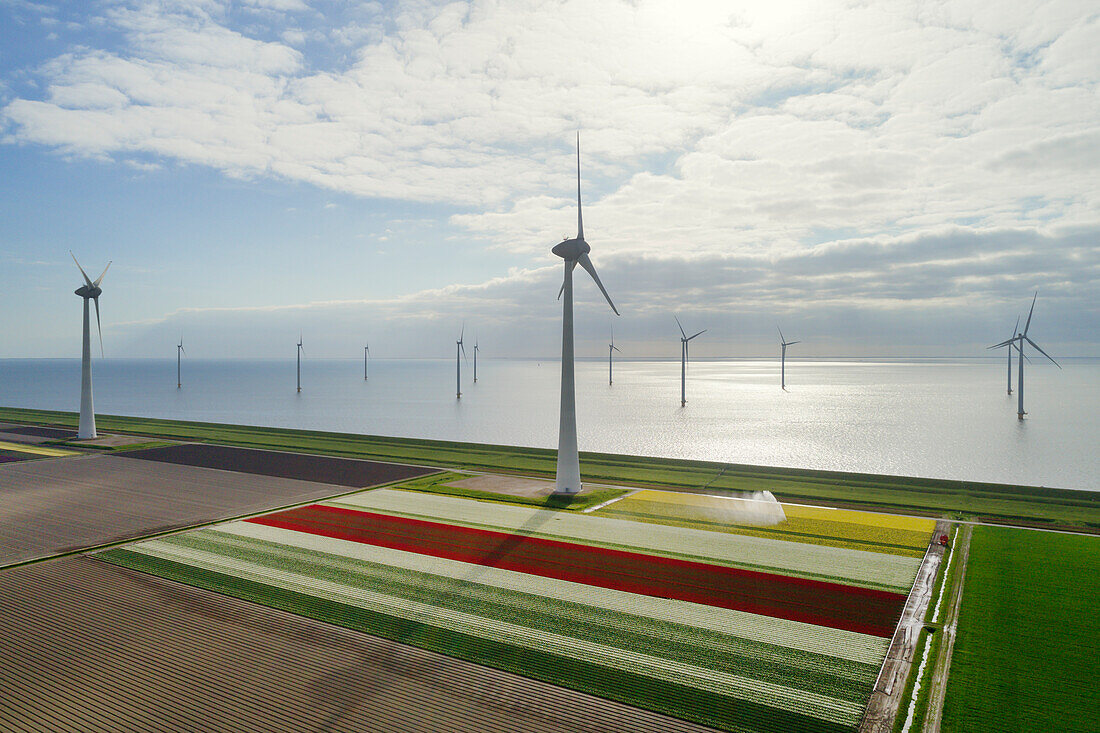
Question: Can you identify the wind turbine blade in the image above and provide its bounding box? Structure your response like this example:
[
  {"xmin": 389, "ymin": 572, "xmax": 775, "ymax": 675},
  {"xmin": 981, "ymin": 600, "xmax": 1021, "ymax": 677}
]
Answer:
[
  {"xmin": 988, "ymin": 338, "xmax": 1015, "ymax": 349},
  {"xmin": 777, "ymin": 325, "xmax": 784, "ymax": 343},
  {"xmin": 612, "ymin": 345, "xmax": 621, "ymax": 353},
  {"xmin": 577, "ymin": 252, "xmax": 618, "ymax": 315},
  {"xmin": 93, "ymin": 296, "xmax": 104, "ymax": 357},
  {"xmin": 1023, "ymin": 291, "xmax": 1037, "ymax": 336},
  {"xmin": 687, "ymin": 329, "xmax": 706, "ymax": 341},
  {"xmin": 93, "ymin": 261, "xmax": 112, "ymax": 287},
  {"xmin": 70, "ymin": 251, "xmax": 94, "ymax": 288},
  {"xmin": 674, "ymin": 316, "xmax": 687, "ymax": 339},
  {"xmin": 1024, "ymin": 337, "xmax": 1060, "ymax": 368},
  {"xmin": 1012, "ymin": 315, "xmax": 1020, "ymax": 338},
  {"xmin": 558, "ymin": 279, "xmax": 565, "ymax": 300},
  {"xmin": 461, "ymin": 341, "xmax": 467, "ymax": 362},
  {"xmin": 576, "ymin": 132, "xmax": 583, "ymax": 241},
  {"xmin": 788, "ymin": 340, "xmax": 801, "ymax": 345}
]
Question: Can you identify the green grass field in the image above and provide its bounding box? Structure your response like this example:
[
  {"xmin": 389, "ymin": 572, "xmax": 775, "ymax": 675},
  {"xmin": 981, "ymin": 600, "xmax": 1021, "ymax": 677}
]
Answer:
[
  {"xmin": 3, "ymin": 405, "xmax": 1099, "ymax": 530},
  {"xmin": 940, "ymin": 526, "xmax": 1100, "ymax": 731}
]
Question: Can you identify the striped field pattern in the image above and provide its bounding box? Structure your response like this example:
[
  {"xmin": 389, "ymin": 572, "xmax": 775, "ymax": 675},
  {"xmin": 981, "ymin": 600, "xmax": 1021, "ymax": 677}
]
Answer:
[{"xmin": 100, "ymin": 486, "xmax": 932, "ymax": 732}]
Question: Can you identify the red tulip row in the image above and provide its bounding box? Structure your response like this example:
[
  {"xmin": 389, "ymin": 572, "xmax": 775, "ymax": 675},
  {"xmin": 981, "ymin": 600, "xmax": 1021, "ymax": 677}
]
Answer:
[{"xmin": 248, "ymin": 503, "xmax": 906, "ymax": 637}]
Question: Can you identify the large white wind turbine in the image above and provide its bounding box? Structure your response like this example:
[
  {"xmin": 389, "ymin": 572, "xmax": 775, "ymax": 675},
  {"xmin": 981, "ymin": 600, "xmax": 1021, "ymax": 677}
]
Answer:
[
  {"xmin": 552, "ymin": 135, "xmax": 619, "ymax": 494},
  {"xmin": 296, "ymin": 333, "xmax": 303, "ymax": 393},
  {"xmin": 608, "ymin": 323, "xmax": 620, "ymax": 386},
  {"xmin": 72, "ymin": 253, "xmax": 110, "ymax": 439},
  {"xmin": 456, "ymin": 325, "xmax": 467, "ymax": 399},
  {"xmin": 778, "ymin": 326, "xmax": 800, "ymax": 390},
  {"xmin": 364, "ymin": 343, "xmax": 370, "ymax": 380},
  {"xmin": 675, "ymin": 316, "xmax": 705, "ymax": 407},
  {"xmin": 473, "ymin": 338, "xmax": 479, "ymax": 383},
  {"xmin": 177, "ymin": 337, "xmax": 186, "ymax": 389},
  {"xmin": 989, "ymin": 292, "xmax": 1060, "ymax": 419}
]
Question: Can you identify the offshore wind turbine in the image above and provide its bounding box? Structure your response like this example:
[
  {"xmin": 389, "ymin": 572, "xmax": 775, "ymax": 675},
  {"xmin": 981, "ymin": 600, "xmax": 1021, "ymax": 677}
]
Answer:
[
  {"xmin": 608, "ymin": 323, "xmax": 620, "ymax": 385},
  {"xmin": 363, "ymin": 343, "xmax": 370, "ymax": 380},
  {"xmin": 552, "ymin": 134, "xmax": 619, "ymax": 494},
  {"xmin": 455, "ymin": 325, "xmax": 467, "ymax": 399},
  {"xmin": 675, "ymin": 316, "xmax": 705, "ymax": 407},
  {"xmin": 71, "ymin": 252, "xmax": 110, "ymax": 439},
  {"xmin": 777, "ymin": 326, "xmax": 800, "ymax": 390},
  {"xmin": 296, "ymin": 333, "xmax": 303, "ymax": 393},
  {"xmin": 1003, "ymin": 317, "xmax": 1020, "ymax": 394},
  {"xmin": 989, "ymin": 292, "xmax": 1060, "ymax": 419},
  {"xmin": 473, "ymin": 338, "xmax": 479, "ymax": 383},
  {"xmin": 177, "ymin": 337, "xmax": 186, "ymax": 389}
]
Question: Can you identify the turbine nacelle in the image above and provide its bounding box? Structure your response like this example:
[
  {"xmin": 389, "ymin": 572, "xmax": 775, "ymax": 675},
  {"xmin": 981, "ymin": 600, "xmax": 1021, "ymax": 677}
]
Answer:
[
  {"xmin": 552, "ymin": 237, "xmax": 590, "ymax": 261},
  {"xmin": 75, "ymin": 285, "xmax": 102, "ymax": 298}
]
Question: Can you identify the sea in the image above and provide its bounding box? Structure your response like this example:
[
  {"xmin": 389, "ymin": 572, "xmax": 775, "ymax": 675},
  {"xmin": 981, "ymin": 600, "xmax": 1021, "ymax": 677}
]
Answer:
[{"xmin": 1, "ymin": 357, "xmax": 1097, "ymax": 491}]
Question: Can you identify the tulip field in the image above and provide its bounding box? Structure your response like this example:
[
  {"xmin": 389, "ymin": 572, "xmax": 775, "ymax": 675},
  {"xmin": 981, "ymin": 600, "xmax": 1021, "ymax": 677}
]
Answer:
[{"xmin": 100, "ymin": 485, "xmax": 935, "ymax": 732}]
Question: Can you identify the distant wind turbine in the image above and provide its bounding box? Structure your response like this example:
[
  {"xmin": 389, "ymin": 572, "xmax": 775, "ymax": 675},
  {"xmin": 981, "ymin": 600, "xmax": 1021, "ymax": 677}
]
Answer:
[
  {"xmin": 1001, "ymin": 316, "xmax": 1023, "ymax": 395},
  {"xmin": 456, "ymin": 324, "xmax": 467, "ymax": 399},
  {"xmin": 553, "ymin": 134, "xmax": 619, "ymax": 494},
  {"xmin": 989, "ymin": 292, "xmax": 1060, "ymax": 419},
  {"xmin": 676, "ymin": 316, "xmax": 705, "ymax": 407},
  {"xmin": 177, "ymin": 337, "xmax": 186, "ymax": 389},
  {"xmin": 778, "ymin": 326, "xmax": 800, "ymax": 390},
  {"xmin": 296, "ymin": 333, "xmax": 303, "ymax": 393},
  {"xmin": 71, "ymin": 252, "xmax": 110, "ymax": 439},
  {"xmin": 363, "ymin": 343, "xmax": 370, "ymax": 380},
  {"xmin": 608, "ymin": 323, "xmax": 621, "ymax": 385},
  {"xmin": 474, "ymin": 338, "xmax": 480, "ymax": 383}
]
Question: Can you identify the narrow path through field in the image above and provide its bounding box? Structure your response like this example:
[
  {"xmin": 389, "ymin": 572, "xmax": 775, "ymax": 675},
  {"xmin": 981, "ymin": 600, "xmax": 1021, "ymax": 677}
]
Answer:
[
  {"xmin": 858, "ymin": 521, "xmax": 949, "ymax": 733},
  {"xmin": 922, "ymin": 524, "xmax": 972, "ymax": 733}
]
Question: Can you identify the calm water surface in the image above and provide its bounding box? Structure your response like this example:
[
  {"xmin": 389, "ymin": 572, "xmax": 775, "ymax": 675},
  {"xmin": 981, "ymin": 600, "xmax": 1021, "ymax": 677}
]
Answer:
[{"xmin": 2, "ymin": 357, "xmax": 1096, "ymax": 490}]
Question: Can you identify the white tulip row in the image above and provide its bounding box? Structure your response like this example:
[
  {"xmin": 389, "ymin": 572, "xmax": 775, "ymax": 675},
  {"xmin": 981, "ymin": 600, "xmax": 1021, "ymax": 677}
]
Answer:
[{"xmin": 332, "ymin": 489, "xmax": 921, "ymax": 591}]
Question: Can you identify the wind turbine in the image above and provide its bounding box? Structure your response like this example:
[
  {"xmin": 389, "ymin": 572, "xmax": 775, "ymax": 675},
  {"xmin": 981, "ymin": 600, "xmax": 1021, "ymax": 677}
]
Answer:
[
  {"xmin": 608, "ymin": 323, "xmax": 620, "ymax": 385},
  {"xmin": 675, "ymin": 316, "xmax": 705, "ymax": 407},
  {"xmin": 177, "ymin": 337, "xmax": 186, "ymax": 389},
  {"xmin": 456, "ymin": 325, "xmax": 466, "ymax": 399},
  {"xmin": 473, "ymin": 338, "xmax": 479, "ymax": 383},
  {"xmin": 71, "ymin": 252, "xmax": 110, "ymax": 440},
  {"xmin": 778, "ymin": 326, "xmax": 800, "ymax": 390},
  {"xmin": 363, "ymin": 343, "xmax": 370, "ymax": 380},
  {"xmin": 989, "ymin": 292, "xmax": 1060, "ymax": 419},
  {"xmin": 552, "ymin": 134, "xmax": 618, "ymax": 494},
  {"xmin": 296, "ymin": 333, "xmax": 303, "ymax": 393},
  {"xmin": 1002, "ymin": 316, "xmax": 1022, "ymax": 395}
]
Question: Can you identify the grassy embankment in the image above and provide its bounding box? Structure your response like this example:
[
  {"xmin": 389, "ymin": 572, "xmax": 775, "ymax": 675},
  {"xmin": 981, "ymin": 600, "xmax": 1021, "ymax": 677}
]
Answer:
[
  {"xmin": 3, "ymin": 405, "xmax": 1099, "ymax": 531},
  {"xmin": 940, "ymin": 526, "xmax": 1100, "ymax": 731}
]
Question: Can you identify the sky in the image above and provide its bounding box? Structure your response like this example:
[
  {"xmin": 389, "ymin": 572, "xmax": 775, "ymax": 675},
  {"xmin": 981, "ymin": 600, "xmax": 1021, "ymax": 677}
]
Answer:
[{"xmin": 0, "ymin": 0, "xmax": 1097, "ymax": 359}]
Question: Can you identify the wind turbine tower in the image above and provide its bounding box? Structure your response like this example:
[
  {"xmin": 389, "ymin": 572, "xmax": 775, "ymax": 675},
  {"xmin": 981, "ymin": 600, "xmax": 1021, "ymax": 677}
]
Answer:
[
  {"xmin": 778, "ymin": 326, "xmax": 800, "ymax": 390},
  {"xmin": 608, "ymin": 324, "xmax": 620, "ymax": 385},
  {"xmin": 676, "ymin": 316, "xmax": 706, "ymax": 407},
  {"xmin": 990, "ymin": 292, "xmax": 1060, "ymax": 419},
  {"xmin": 71, "ymin": 252, "xmax": 110, "ymax": 440},
  {"xmin": 474, "ymin": 339, "xmax": 479, "ymax": 383},
  {"xmin": 296, "ymin": 334, "xmax": 303, "ymax": 393},
  {"xmin": 364, "ymin": 344, "xmax": 370, "ymax": 380},
  {"xmin": 552, "ymin": 135, "xmax": 619, "ymax": 494},
  {"xmin": 177, "ymin": 337, "xmax": 186, "ymax": 389},
  {"xmin": 456, "ymin": 326, "xmax": 466, "ymax": 399}
]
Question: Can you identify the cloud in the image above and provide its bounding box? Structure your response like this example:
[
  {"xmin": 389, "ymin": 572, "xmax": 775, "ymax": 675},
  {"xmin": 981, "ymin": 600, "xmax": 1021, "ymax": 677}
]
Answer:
[
  {"xmin": 111, "ymin": 225, "xmax": 1100, "ymax": 358},
  {"xmin": 1, "ymin": 0, "xmax": 1097, "ymax": 357}
]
